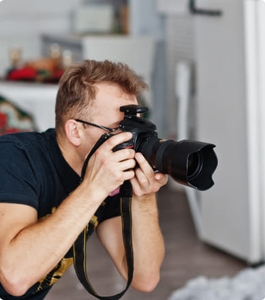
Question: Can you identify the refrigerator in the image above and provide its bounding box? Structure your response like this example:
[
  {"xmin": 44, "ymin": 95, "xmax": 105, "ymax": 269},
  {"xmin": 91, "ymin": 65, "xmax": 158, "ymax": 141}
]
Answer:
[{"xmin": 193, "ymin": 0, "xmax": 265, "ymax": 264}]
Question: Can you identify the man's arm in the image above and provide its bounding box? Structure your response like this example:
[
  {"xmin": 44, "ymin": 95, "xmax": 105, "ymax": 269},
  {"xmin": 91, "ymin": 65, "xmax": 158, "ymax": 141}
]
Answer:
[
  {"xmin": 0, "ymin": 132, "xmax": 136, "ymax": 296},
  {"xmin": 0, "ymin": 186, "xmax": 105, "ymax": 296},
  {"xmin": 97, "ymin": 152, "xmax": 167, "ymax": 292}
]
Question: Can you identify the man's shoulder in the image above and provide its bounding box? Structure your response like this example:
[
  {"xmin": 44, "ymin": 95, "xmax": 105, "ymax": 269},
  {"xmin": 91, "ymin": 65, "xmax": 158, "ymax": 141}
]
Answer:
[{"xmin": 0, "ymin": 129, "xmax": 55, "ymax": 148}]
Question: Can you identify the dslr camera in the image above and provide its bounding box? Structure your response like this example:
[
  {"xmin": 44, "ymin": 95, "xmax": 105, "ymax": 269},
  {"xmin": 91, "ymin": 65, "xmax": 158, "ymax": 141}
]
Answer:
[
  {"xmin": 114, "ymin": 105, "xmax": 217, "ymax": 191},
  {"xmin": 88, "ymin": 105, "xmax": 218, "ymax": 191}
]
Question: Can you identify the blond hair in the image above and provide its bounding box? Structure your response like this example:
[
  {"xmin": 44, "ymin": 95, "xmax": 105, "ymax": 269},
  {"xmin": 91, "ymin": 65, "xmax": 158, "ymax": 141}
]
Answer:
[{"xmin": 55, "ymin": 59, "xmax": 148, "ymax": 133}]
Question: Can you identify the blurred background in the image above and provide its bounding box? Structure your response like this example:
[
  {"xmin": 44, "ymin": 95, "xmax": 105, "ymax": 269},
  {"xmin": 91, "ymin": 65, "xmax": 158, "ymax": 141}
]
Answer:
[{"xmin": 1, "ymin": 0, "xmax": 265, "ymax": 299}]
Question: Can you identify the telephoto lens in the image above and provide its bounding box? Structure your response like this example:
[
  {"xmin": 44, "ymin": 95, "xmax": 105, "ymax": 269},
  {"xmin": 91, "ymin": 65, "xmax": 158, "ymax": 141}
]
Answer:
[
  {"xmin": 118, "ymin": 105, "xmax": 218, "ymax": 191},
  {"xmin": 139, "ymin": 138, "xmax": 217, "ymax": 191}
]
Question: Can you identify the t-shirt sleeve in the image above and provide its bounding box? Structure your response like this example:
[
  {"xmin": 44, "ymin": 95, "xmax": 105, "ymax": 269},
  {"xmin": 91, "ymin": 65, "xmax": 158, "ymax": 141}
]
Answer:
[{"xmin": 0, "ymin": 141, "xmax": 39, "ymax": 209}]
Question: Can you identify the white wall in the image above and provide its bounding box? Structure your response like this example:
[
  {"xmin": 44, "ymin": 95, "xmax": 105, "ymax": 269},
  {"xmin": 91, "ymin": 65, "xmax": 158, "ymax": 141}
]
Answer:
[{"xmin": 0, "ymin": 0, "xmax": 82, "ymax": 76}]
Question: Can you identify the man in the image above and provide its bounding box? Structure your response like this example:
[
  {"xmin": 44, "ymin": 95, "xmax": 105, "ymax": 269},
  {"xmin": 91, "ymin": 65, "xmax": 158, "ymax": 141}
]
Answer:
[{"xmin": 0, "ymin": 60, "xmax": 168, "ymax": 299}]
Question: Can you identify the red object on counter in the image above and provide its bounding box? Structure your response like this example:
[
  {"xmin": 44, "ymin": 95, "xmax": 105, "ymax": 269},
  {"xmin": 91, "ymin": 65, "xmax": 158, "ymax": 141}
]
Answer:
[{"xmin": 7, "ymin": 67, "xmax": 37, "ymax": 81}]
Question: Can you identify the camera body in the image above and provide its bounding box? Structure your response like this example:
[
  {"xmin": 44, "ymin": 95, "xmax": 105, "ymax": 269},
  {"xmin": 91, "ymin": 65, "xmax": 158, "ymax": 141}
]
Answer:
[
  {"xmin": 113, "ymin": 105, "xmax": 156, "ymax": 151},
  {"xmin": 113, "ymin": 105, "xmax": 218, "ymax": 191}
]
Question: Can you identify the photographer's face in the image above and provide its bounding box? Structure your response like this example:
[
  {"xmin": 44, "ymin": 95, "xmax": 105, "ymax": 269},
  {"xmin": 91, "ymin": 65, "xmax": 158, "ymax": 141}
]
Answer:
[{"xmin": 84, "ymin": 82, "xmax": 138, "ymax": 148}]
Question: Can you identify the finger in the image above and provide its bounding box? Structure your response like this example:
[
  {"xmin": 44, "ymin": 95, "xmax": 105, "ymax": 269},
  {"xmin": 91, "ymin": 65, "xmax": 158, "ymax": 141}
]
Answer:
[
  {"xmin": 123, "ymin": 169, "xmax": 135, "ymax": 181},
  {"xmin": 130, "ymin": 176, "xmax": 142, "ymax": 196},
  {"xmin": 117, "ymin": 157, "xmax": 136, "ymax": 171},
  {"xmin": 134, "ymin": 167, "xmax": 150, "ymax": 186},
  {"xmin": 101, "ymin": 132, "xmax": 133, "ymax": 152},
  {"xmin": 134, "ymin": 152, "xmax": 154, "ymax": 177},
  {"xmin": 154, "ymin": 173, "xmax": 169, "ymax": 186},
  {"xmin": 112, "ymin": 148, "xmax": 135, "ymax": 162}
]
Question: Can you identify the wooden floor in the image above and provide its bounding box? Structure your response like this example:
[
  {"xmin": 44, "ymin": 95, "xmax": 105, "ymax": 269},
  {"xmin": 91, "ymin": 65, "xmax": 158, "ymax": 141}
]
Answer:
[{"xmin": 46, "ymin": 183, "xmax": 247, "ymax": 300}]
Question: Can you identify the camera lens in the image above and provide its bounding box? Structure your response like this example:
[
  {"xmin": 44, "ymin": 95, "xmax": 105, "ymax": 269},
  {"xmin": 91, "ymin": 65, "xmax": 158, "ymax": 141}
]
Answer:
[
  {"xmin": 139, "ymin": 138, "xmax": 217, "ymax": 191},
  {"xmin": 187, "ymin": 152, "xmax": 203, "ymax": 179}
]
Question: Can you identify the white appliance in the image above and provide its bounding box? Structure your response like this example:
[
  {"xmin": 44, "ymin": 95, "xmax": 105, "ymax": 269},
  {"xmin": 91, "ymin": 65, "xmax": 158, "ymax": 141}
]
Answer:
[{"xmin": 193, "ymin": 0, "xmax": 265, "ymax": 264}]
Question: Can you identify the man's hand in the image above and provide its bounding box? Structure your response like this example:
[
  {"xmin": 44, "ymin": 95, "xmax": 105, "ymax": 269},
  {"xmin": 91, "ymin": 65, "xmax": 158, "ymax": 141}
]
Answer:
[
  {"xmin": 130, "ymin": 152, "xmax": 168, "ymax": 197},
  {"xmin": 83, "ymin": 132, "xmax": 136, "ymax": 198},
  {"xmin": 98, "ymin": 151, "xmax": 167, "ymax": 291}
]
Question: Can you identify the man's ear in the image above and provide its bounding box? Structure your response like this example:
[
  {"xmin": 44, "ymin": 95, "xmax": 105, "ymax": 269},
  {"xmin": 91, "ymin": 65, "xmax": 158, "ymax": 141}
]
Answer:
[{"xmin": 64, "ymin": 119, "xmax": 82, "ymax": 146}]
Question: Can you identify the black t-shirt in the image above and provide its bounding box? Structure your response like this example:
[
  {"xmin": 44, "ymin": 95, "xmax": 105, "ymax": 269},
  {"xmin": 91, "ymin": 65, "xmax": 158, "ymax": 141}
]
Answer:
[{"xmin": 0, "ymin": 129, "xmax": 121, "ymax": 299}]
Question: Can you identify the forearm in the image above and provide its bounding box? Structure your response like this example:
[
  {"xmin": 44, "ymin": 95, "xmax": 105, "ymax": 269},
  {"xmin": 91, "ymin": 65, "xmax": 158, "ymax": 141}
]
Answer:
[
  {"xmin": 0, "ymin": 182, "xmax": 106, "ymax": 295},
  {"xmin": 129, "ymin": 192, "xmax": 165, "ymax": 291}
]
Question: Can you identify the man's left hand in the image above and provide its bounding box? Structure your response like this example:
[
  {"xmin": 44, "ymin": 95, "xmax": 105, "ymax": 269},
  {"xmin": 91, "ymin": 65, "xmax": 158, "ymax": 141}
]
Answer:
[{"xmin": 130, "ymin": 152, "xmax": 168, "ymax": 197}]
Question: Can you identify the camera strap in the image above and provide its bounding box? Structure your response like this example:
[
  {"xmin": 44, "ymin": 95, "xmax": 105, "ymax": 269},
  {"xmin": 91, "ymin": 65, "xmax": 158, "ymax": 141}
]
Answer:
[{"xmin": 73, "ymin": 134, "xmax": 134, "ymax": 299}]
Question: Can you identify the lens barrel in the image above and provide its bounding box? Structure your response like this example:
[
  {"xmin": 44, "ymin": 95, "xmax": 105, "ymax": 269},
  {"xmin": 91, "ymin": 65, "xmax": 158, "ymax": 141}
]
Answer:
[{"xmin": 139, "ymin": 138, "xmax": 217, "ymax": 191}]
